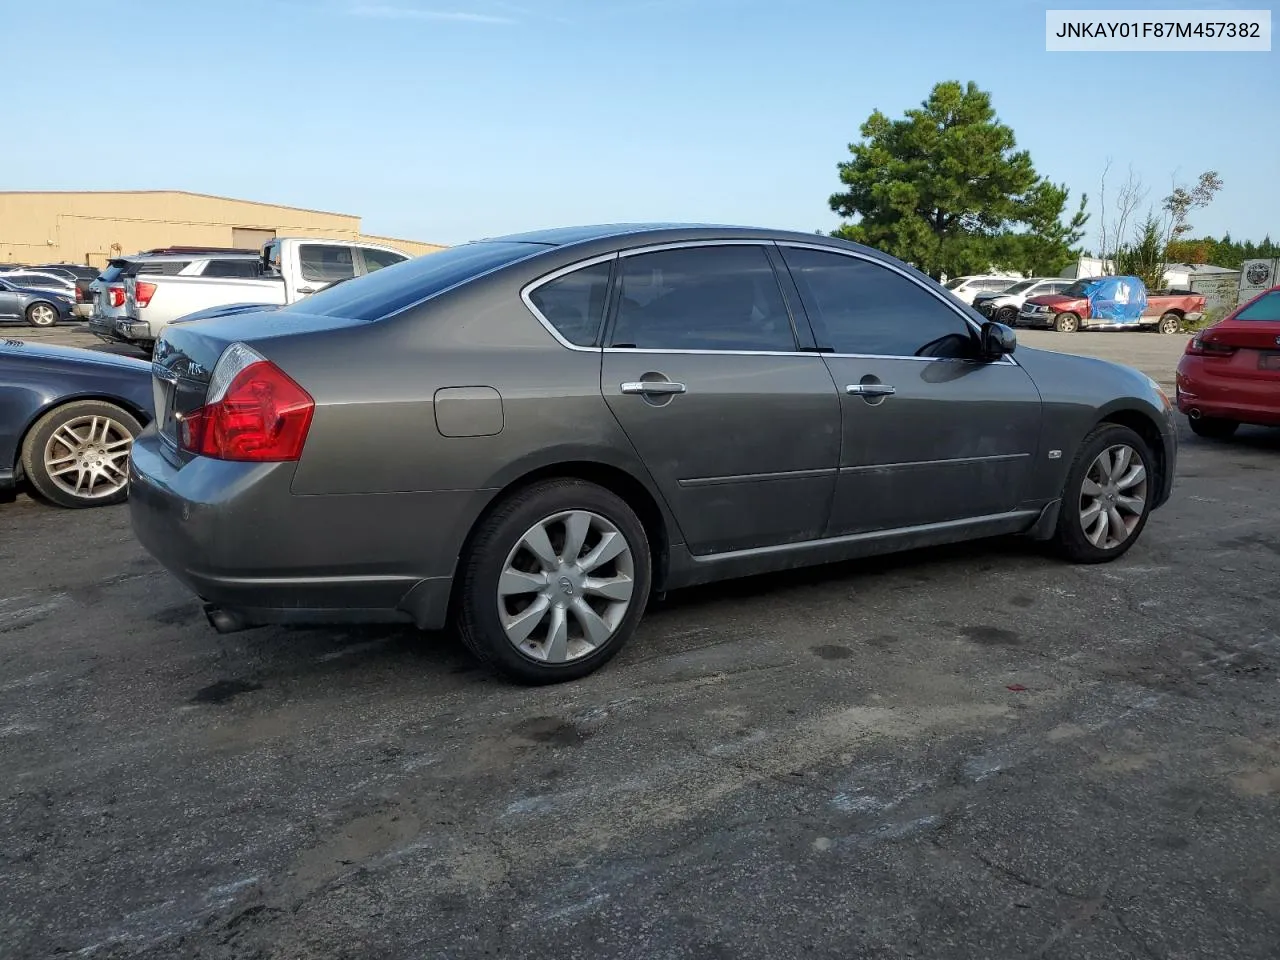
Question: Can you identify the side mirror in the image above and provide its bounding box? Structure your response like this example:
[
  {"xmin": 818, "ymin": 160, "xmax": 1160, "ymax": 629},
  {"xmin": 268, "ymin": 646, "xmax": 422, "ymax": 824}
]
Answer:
[{"xmin": 980, "ymin": 320, "xmax": 1017, "ymax": 359}]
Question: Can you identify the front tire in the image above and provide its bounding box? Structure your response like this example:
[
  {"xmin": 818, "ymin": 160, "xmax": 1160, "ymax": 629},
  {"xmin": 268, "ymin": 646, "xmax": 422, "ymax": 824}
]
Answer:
[
  {"xmin": 1054, "ymin": 312, "xmax": 1081, "ymax": 333},
  {"xmin": 26, "ymin": 302, "xmax": 59, "ymax": 327},
  {"xmin": 1157, "ymin": 312, "xmax": 1182, "ymax": 335},
  {"xmin": 996, "ymin": 306, "xmax": 1018, "ymax": 325},
  {"xmin": 1053, "ymin": 423, "xmax": 1154, "ymax": 563},
  {"xmin": 20, "ymin": 400, "xmax": 142, "ymax": 508},
  {"xmin": 455, "ymin": 479, "xmax": 652, "ymax": 684},
  {"xmin": 1188, "ymin": 415, "xmax": 1239, "ymax": 439}
]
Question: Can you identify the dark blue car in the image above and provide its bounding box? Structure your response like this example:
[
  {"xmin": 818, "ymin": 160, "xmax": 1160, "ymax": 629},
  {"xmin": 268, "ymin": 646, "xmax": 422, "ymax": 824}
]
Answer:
[
  {"xmin": 0, "ymin": 276, "xmax": 77, "ymax": 327},
  {"xmin": 0, "ymin": 339, "xmax": 153, "ymax": 508}
]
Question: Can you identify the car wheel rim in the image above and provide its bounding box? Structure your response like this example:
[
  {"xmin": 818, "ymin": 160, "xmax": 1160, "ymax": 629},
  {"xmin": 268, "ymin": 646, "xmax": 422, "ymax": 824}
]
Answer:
[
  {"xmin": 44, "ymin": 415, "xmax": 135, "ymax": 500},
  {"xmin": 497, "ymin": 509, "xmax": 636, "ymax": 663},
  {"xmin": 31, "ymin": 305, "xmax": 55, "ymax": 325},
  {"xmin": 1078, "ymin": 443, "xmax": 1148, "ymax": 550},
  {"xmin": 1161, "ymin": 317, "xmax": 1177, "ymax": 333}
]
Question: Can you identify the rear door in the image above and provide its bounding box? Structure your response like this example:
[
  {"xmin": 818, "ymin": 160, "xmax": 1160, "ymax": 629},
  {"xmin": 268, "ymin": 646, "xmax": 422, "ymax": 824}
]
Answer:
[
  {"xmin": 0, "ymin": 280, "xmax": 19, "ymax": 318},
  {"xmin": 778, "ymin": 244, "xmax": 1043, "ymax": 536},
  {"xmin": 598, "ymin": 242, "xmax": 842, "ymax": 556}
]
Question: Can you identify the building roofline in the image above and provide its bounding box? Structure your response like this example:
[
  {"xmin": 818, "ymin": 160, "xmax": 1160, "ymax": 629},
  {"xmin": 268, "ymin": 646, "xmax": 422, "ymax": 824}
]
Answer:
[{"xmin": 0, "ymin": 189, "xmax": 359, "ymax": 220}]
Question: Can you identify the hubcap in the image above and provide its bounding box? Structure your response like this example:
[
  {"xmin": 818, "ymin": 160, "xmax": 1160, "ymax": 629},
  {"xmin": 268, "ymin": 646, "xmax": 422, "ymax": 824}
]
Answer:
[
  {"xmin": 497, "ymin": 510, "xmax": 635, "ymax": 663},
  {"xmin": 44, "ymin": 415, "xmax": 134, "ymax": 500},
  {"xmin": 31, "ymin": 305, "xmax": 55, "ymax": 325},
  {"xmin": 1078, "ymin": 443, "xmax": 1148, "ymax": 550}
]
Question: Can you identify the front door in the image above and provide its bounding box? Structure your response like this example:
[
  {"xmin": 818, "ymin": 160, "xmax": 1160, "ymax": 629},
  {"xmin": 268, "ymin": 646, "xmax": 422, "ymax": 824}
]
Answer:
[
  {"xmin": 600, "ymin": 243, "xmax": 842, "ymax": 556},
  {"xmin": 778, "ymin": 245, "xmax": 1043, "ymax": 536}
]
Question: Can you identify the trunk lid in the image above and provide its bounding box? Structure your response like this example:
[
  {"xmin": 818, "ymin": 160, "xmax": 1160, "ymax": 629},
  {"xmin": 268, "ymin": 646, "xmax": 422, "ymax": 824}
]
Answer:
[
  {"xmin": 150, "ymin": 310, "xmax": 370, "ymax": 446},
  {"xmin": 1195, "ymin": 290, "xmax": 1280, "ymax": 380}
]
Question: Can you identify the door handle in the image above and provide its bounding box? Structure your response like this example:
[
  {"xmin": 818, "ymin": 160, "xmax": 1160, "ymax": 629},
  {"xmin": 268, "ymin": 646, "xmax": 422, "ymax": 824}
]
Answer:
[
  {"xmin": 297, "ymin": 286, "xmax": 317, "ymax": 295},
  {"xmin": 846, "ymin": 383, "xmax": 896, "ymax": 397},
  {"xmin": 621, "ymin": 380, "xmax": 687, "ymax": 396}
]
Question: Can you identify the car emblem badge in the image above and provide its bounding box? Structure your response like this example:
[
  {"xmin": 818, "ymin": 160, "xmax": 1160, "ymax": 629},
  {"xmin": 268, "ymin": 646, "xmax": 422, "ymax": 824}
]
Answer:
[{"xmin": 558, "ymin": 576, "xmax": 575, "ymax": 596}]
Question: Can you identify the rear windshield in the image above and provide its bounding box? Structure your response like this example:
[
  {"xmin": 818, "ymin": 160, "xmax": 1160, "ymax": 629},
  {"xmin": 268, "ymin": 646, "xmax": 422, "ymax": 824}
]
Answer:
[
  {"xmin": 1236, "ymin": 291, "xmax": 1280, "ymax": 321},
  {"xmin": 284, "ymin": 241, "xmax": 546, "ymax": 321},
  {"xmin": 99, "ymin": 262, "xmax": 130, "ymax": 282}
]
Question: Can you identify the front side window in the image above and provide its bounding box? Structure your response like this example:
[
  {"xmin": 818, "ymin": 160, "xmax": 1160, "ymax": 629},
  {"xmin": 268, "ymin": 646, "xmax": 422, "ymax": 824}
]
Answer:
[
  {"xmin": 610, "ymin": 245, "xmax": 795, "ymax": 352},
  {"xmin": 299, "ymin": 244, "xmax": 356, "ymax": 283},
  {"xmin": 1235, "ymin": 291, "xmax": 1280, "ymax": 321},
  {"xmin": 781, "ymin": 247, "xmax": 976, "ymax": 359},
  {"xmin": 362, "ymin": 248, "xmax": 409, "ymax": 273},
  {"xmin": 528, "ymin": 260, "xmax": 612, "ymax": 346}
]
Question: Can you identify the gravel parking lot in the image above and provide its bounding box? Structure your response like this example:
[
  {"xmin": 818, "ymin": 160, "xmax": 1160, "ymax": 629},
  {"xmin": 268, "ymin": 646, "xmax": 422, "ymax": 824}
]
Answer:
[{"xmin": 3, "ymin": 324, "xmax": 1278, "ymax": 959}]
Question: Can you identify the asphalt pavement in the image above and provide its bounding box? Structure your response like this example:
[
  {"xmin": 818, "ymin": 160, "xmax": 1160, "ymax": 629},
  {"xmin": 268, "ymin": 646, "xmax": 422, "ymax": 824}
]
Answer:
[{"xmin": 2, "ymin": 322, "xmax": 1278, "ymax": 959}]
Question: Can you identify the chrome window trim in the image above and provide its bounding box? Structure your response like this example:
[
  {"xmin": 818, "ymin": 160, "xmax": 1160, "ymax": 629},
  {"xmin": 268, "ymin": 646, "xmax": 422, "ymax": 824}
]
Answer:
[
  {"xmin": 520, "ymin": 252, "xmax": 618, "ymax": 351},
  {"xmin": 616, "ymin": 238, "xmax": 777, "ymax": 257},
  {"xmin": 776, "ymin": 241, "xmax": 1020, "ymax": 367}
]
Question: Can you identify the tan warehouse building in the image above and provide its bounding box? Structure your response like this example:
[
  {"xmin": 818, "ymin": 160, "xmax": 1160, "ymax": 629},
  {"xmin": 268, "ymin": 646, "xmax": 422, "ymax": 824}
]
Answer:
[{"xmin": 0, "ymin": 190, "xmax": 445, "ymax": 267}]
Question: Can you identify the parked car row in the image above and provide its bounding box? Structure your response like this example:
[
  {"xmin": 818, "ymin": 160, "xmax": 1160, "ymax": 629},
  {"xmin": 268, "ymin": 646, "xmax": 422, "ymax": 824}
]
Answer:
[
  {"xmin": 87, "ymin": 237, "xmax": 412, "ymax": 352},
  {"xmin": 1018, "ymin": 276, "xmax": 1206, "ymax": 334}
]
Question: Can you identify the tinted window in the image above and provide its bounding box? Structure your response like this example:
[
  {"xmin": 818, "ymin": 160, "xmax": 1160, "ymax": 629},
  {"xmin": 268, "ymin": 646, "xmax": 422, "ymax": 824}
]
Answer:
[
  {"xmin": 781, "ymin": 247, "xmax": 975, "ymax": 358},
  {"xmin": 202, "ymin": 259, "xmax": 261, "ymax": 278},
  {"xmin": 1235, "ymin": 291, "xmax": 1280, "ymax": 321},
  {"xmin": 300, "ymin": 244, "xmax": 356, "ymax": 283},
  {"xmin": 136, "ymin": 260, "xmax": 191, "ymax": 276},
  {"xmin": 528, "ymin": 261, "xmax": 612, "ymax": 346},
  {"xmin": 362, "ymin": 248, "xmax": 409, "ymax": 273},
  {"xmin": 10, "ymin": 273, "xmax": 66, "ymax": 286},
  {"xmin": 284, "ymin": 241, "xmax": 543, "ymax": 322},
  {"xmin": 610, "ymin": 246, "xmax": 795, "ymax": 351},
  {"xmin": 1063, "ymin": 279, "xmax": 1093, "ymax": 296}
]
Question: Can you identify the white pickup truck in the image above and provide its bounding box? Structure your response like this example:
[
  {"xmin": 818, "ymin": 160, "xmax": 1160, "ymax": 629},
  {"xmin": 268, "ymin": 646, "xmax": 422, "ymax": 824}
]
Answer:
[{"xmin": 107, "ymin": 237, "xmax": 412, "ymax": 350}]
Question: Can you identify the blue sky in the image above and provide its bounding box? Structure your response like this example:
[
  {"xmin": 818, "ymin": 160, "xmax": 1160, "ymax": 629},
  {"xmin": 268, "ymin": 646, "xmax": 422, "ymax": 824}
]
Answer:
[{"xmin": 4, "ymin": 0, "xmax": 1276, "ymax": 249}]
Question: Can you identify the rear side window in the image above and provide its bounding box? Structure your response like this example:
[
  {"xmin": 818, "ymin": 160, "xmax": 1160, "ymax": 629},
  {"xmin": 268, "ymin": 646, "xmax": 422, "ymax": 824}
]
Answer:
[
  {"xmin": 135, "ymin": 260, "xmax": 192, "ymax": 276},
  {"xmin": 362, "ymin": 248, "xmax": 410, "ymax": 274},
  {"xmin": 1235, "ymin": 291, "xmax": 1280, "ymax": 321},
  {"xmin": 610, "ymin": 245, "xmax": 796, "ymax": 351},
  {"xmin": 528, "ymin": 261, "xmax": 612, "ymax": 346},
  {"xmin": 284, "ymin": 241, "xmax": 544, "ymax": 321},
  {"xmin": 300, "ymin": 244, "xmax": 356, "ymax": 283},
  {"xmin": 202, "ymin": 259, "xmax": 261, "ymax": 278}
]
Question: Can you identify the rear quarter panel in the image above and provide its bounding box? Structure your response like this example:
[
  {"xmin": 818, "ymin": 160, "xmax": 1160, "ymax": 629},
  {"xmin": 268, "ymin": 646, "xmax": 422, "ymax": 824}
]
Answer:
[{"xmin": 0, "ymin": 354, "xmax": 154, "ymax": 477}]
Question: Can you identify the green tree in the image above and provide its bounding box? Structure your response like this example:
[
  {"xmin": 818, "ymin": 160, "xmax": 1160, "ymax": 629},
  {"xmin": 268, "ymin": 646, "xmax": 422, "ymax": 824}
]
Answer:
[
  {"xmin": 829, "ymin": 80, "xmax": 1087, "ymax": 279},
  {"xmin": 1114, "ymin": 214, "xmax": 1166, "ymax": 290}
]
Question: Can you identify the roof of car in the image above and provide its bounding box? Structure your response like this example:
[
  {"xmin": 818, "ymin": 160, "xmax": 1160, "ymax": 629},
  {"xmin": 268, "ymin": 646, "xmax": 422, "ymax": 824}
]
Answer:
[{"xmin": 478, "ymin": 222, "xmax": 859, "ymax": 249}]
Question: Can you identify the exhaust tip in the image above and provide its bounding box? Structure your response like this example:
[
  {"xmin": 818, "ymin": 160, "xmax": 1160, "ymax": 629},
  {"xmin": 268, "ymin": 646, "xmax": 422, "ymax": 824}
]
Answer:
[
  {"xmin": 1188, "ymin": 408, "xmax": 1202, "ymax": 420},
  {"xmin": 204, "ymin": 603, "xmax": 249, "ymax": 634}
]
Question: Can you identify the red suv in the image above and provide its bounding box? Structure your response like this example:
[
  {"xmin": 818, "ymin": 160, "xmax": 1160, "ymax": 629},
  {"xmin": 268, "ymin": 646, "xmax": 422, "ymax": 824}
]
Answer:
[{"xmin": 1175, "ymin": 285, "xmax": 1280, "ymax": 438}]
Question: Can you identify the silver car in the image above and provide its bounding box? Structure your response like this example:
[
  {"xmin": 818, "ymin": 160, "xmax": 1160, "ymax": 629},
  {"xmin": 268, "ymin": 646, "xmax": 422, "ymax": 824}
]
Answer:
[{"xmin": 129, "ymin": 224, "xmax": 1178, "ymax": 684}]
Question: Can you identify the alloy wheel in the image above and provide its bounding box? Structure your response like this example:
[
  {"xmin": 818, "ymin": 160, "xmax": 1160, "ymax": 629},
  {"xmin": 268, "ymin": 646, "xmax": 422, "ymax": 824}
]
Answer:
[
  {"xmin": 497, "ymin": 510, "xmax": 636, "ymax": 663},
  {"xmin": 43, "ymin": 415, "xmax": 135, "ymax": 500},
  {"xmin": 1078, "ymin": 443, "xmax": 1148, "ymax": 550},
  {"xmin": 29, "ymin": 304, "xmax": 57, "ymax": 326}
]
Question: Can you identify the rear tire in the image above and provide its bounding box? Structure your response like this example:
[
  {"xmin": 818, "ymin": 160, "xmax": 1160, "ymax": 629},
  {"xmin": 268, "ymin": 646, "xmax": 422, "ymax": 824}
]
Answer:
[
  {"xmin": 20, "ymin": 400, "xmax": 141, "ymax": 508},
  {"xmin": 25, "ymin": 302, "xmax": 59, "ymax": 327},
  {"xmin": 455, "ymin": 479, "xmax": 652, "ymax": 685},
  {"xmin": 1054, "ymin": 312, "xmax": 1080, "ymax": 333},
  {"xmin": 1157, "ymin": 312, "xmax": 1182, "ymax": 335},
  {"xmin": 1052, "ymin": 423, "xmax": 1154, "ymax": 564},
  {"xmin": 1188, "ymin": 416, "xmax": 1239, "ymax": 440}
]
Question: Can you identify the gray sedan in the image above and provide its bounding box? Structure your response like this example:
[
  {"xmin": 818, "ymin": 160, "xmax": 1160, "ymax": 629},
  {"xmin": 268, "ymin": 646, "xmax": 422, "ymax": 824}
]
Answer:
[
  {"xmin": 0, "ymin": 277, "xmax": 76, "ymax": 327},
  {"xmin": 128, "ymin": 224, "xmax": 1178, "ymax": 684}
]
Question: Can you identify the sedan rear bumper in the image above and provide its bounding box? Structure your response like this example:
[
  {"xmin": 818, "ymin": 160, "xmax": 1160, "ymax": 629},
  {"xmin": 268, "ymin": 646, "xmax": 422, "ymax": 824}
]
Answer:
[
  {"xmin": 1176, "ymin": 360, "xmax": 1280, "ymax": 426},
  {"xmin": 127, "ymin": 430, "xmax": 483, "ymax": 631}
]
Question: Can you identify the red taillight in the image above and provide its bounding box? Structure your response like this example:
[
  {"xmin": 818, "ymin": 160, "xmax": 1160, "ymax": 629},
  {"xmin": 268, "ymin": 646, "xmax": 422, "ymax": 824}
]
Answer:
[
  {"xmin": 76, "ymin": 287, "xmax": 87, "ymax": 303},
  {"xmin": 108, "ymin": 285, "xmax": 125, "ymax": 308},
  {"xmin": 179, "ymin": 359, "xmax": 314, "ymax": 461},
  {"xmin": 1186, "ymin": 336, "xmax": 1236, "ymax": 357},
  {"xmin": 134, "ymin": 281, "xmax": 157, "ymax": 308}
]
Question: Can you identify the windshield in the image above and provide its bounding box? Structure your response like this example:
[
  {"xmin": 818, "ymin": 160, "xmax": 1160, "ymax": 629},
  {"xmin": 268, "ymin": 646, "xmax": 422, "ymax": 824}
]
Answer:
[
  {"xmin": 1235, "ymin": 290, "xmax": 1280, "ymax": 321},
  {"xmin": 285, "ymin": 241, "xmax": 547, "ymax": 321},
  {"xmin": 1002, "ymin": 279, "xmax": 1038, "ymax": 295},
  {"xmin": 1062, "ymin": 279, "xmax": 1093, "ymax": 297},
  {"xmin": 943, "ymin": 278, "xmax": 967, "ymax": 290}
]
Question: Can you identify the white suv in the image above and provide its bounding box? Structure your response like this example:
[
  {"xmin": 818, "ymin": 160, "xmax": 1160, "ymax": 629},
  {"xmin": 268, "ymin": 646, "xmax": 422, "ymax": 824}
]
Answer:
[
  {"xmin": 972, "ymin": 277, "xmax": 1076, "ymax": 324},
  {"xmin": 942, "ymin": 275, "xmax": 1020, "ymax": 305}
]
